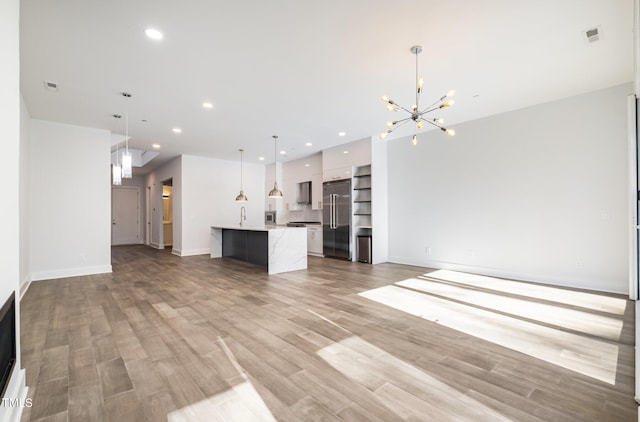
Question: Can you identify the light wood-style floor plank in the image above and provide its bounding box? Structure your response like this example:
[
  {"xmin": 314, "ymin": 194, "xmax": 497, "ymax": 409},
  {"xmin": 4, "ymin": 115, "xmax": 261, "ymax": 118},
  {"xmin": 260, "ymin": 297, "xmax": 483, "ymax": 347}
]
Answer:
[{"xmin": 20, "ymin": 245, "xmax": 637, "ymax": 421}]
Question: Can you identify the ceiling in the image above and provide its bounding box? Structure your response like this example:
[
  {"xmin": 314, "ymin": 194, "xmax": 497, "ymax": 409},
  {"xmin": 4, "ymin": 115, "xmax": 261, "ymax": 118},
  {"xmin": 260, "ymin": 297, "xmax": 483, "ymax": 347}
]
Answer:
[{"xmin": 20, "ymin": 0, "xmax": 634, "ymax": 174}]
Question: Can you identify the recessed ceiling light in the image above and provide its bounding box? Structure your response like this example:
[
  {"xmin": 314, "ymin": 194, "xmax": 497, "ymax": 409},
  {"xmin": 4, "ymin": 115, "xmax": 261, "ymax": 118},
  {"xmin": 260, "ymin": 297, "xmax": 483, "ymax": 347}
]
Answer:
[
  {"xmin": 152, "ymin": 144, "xmax": 160, "ymax": 149},
  {"xmin": 145, "ymin": 28, "xmax": 163, "ymax": 40},
  {"xmin": 338, "ymin": 132, "xmax": 346, "ymax": 137},
  {"xmin": 279, "ymin": 150, "xmax": 286, "ymax": 155},
  {"xmin": 343, "ymin": 150, "xmax": 349, "ymax": 154},
  {"xmin": 202, "ymin": 102, "xmax": 213, "ymax": 109},
  {"xmin": 172, "ymin": 127, "xmax": 182, "ymax": 133},
  {"xmin": 305, "ymin": 142, "xmax": 312, "ymax": 147},
  {"xmin": 258, "ymin": 157, "xmax": 265, "ymax": 161},
  {"xmin": 304, "ymin": 164, "xmax": 310, "ymax": 167}
]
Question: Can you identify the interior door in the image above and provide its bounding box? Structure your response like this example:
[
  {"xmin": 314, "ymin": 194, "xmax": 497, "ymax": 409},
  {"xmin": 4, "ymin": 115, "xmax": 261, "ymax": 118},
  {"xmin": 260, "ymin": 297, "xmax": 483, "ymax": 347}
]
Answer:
[{"xmin": 112, "ymin": 187, "xmax": 140, "ymax": 245}]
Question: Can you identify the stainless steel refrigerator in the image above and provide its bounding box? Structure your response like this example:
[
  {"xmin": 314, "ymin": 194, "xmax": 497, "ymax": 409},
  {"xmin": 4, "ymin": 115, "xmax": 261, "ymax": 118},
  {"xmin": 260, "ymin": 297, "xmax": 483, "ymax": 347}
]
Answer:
[{"xmin": 323, "ymin": 179, "xmax": 351, "ymax": 260}]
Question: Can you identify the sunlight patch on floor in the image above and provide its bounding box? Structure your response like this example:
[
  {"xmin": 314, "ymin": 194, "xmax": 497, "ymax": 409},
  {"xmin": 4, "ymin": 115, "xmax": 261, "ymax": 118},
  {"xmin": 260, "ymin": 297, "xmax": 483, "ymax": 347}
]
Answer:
[
  {"xmin": 425, "ymin": 269, "xmax": 627, "ymax": 315},
  {"xmin": 397, "ymin": 277, "xmax": 624, "ymax": 341},
  {"xmin": 359, "ymin": 285, "xmax": 619, "ymax": 385},
  {"xmin": 317, "ymin": 335, "xmax": 513, "ymax": 421},
  {"xmin": 167, "ymin": 380, "xmax": 276, "ymax": 422},
  {"xmin": 168, "ymin": 336, "xmax": 276, "ymax": 422}
]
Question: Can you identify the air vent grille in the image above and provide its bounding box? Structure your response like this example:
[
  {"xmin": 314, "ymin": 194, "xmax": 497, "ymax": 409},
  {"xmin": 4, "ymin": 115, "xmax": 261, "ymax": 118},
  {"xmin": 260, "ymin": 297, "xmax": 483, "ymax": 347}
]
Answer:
[
  {"xmin": 584, "ymin": 26, "xmax": 601, "ymax": 43},
  {"xmin": 43, "ymin": 81, "xmax": 58, "ymax": 91}
]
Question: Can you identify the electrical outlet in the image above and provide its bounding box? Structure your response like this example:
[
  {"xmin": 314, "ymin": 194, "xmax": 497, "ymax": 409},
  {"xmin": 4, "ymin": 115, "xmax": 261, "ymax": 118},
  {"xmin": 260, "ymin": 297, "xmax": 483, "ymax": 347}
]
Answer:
[{"xmin": 424, "ymin": 247, "xmax": 431, "ymax": 256}]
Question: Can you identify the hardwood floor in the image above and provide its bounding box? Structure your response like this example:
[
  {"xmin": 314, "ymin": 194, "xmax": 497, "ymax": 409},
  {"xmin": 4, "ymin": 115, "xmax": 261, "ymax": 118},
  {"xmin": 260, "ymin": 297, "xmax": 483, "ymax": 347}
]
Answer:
[{"xmin": 20, "ymin": 245, "xmax": 637, "ymax": 421}]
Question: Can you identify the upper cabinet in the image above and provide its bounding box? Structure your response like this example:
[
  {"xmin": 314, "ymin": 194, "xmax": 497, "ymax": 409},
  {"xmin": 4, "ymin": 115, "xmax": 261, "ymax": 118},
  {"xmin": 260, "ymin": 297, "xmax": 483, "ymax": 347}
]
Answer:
[
  {"xmin": 281, "ymin": 153, "xmax": 322, "ymax": 211},
  {"xmin": 322, "ymin": 137, "xmax": 372, "ymax": 181}
]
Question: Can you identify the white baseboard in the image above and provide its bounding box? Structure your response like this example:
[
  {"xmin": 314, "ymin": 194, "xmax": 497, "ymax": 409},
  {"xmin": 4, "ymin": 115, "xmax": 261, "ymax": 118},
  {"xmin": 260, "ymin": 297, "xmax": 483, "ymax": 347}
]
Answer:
[
  {"xmin": 387, "ymin": 255, "xmax": 626, "ymax": 295},
  {"xmin": 0, "ymin": 368, "xmax": 28, "ymax": 422},
  {"xmin": 30, "ymin": 265, "xmax": 112, "ymax": 282},
  {"xmin": 149, "ymin": 243, "xmax": 163, "ymax": 250},
  {"xmin": 172, "ymin": 248, "xmax": 209, "ymax": 257},
  {"xmin": 18, "ymin": 277, "xmax": 31, "ymax": 300}
]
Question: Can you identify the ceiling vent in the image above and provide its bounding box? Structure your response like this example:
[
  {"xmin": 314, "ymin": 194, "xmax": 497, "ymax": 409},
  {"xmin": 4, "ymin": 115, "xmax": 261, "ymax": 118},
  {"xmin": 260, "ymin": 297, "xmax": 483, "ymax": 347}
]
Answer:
[
  {"xmin": 43, "ymin": 81, "xmax": 58, "ymax": 92},
  {"xmin": 584, "ymin": 26, "xmax": 601, "ymax": 43}
]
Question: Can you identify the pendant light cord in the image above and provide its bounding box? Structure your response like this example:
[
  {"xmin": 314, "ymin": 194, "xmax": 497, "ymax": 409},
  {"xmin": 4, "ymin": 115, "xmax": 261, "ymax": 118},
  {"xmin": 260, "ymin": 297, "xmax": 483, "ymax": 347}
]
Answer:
[
  {"xmin": 273, "ymin": 135, "xmax": 278, "ymax": 183},
  {"xmin": 125, "ymin": 114, "xmax": 129, "ymax": 154},
  {"xmin": 415, "ymin": 50, "xmax": 420, "ymax": 111}
]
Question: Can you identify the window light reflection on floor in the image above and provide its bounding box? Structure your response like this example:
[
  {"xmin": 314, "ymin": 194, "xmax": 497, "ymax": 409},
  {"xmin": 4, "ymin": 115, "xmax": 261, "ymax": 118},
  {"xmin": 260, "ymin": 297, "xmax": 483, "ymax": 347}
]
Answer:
[
  {"xmin": 316, "ymin": 335, "xmax": 512, "ymax": 421},
  {"xmin": 168, "ymin": 337, "xmax": 277, "ymax": 421},
  {"xmin": 424, "ymin": 269, "xmax": 627, "ymax": 315},
  {"xmin": 396, "ymin": 277, "xmax": 624, "ymax": 341},
  {"xmin": 358, "ymin": 282, "xmax": 621, "ymax": 385},
  {"xmin": 167, "ymin": 380, "xmax": 276, "ymax": 422}
]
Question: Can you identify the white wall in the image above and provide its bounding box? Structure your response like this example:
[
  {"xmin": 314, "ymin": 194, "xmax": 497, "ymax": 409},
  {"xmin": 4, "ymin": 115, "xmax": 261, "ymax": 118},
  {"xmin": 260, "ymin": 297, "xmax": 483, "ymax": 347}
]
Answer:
[
  {"xmin": 388, "ymin": 83, "xmax": 631, "ymax": 293},
  {"xmin": 181, "ymin": 154, "xmax": 265, "ymax": 256},
  {"xmin": 146, "ymin": 157, "xmax": 182, "ymax": 251},
  {"xmin": 371, "ymin": 139, "xmax": 389, "ymax": 264},
  {"xmin": 2, "ymin": 0, "xmax": 27, "ymax": 418},
  {"xmin": 0, "ymin": 0, "xmax": 20, "ymax": 306},
  {"xmin": 30, "ymin": 119, "xmax": 112, "ymax": 280},
  {"xmin": 19, "ymin": 97, "xmax": 31, "ymax": 294}
]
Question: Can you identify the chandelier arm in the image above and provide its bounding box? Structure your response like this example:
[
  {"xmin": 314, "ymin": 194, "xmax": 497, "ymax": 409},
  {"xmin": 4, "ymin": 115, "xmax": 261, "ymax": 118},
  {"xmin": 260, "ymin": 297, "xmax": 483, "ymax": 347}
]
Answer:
[
  {"xmin": 395, "ymin": 104, "xmax": 416, "ymax": 115},
  {"xmin": 390, "ymin": 116, "xmax": 413, "ymax": 127},
  {"xmin": 389, "ymin": 118, "xmax": 413, "ymax": 133},
  {"xmin": 421, "ymin": 117, "xmax": 451, "ymax": 133},
  {"xmin": 422, "ymin": 92, "xmax": 453, "ymax": 113},
  {"xmin": 419, "ymin": 104, "xmax": 444, "ymax": 115},
  {"xmin": 421, "ymin": 100, "xmax": 446, "ymax": 113}
]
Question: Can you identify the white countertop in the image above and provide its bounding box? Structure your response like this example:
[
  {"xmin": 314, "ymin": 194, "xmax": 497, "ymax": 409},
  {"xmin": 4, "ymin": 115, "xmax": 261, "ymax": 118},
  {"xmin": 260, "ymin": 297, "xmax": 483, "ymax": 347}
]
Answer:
[{"xmin": 211, "ymin": 225, "xmax": 305, "ymax": 232}]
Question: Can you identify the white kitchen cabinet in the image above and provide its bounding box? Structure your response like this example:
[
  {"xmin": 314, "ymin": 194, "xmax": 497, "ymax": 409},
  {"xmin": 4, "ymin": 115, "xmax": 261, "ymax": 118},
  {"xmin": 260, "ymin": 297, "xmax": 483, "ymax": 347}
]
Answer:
[
  {"xmin": 311, "ymin": 173, "xmax": 323, "ymax": 210},
  {"xmin": 307, "ymin": 226, "xmax": 323, "ymax": 255},
  {"xmin": 282, "ymin": 153, "xmax": 322, "ymax": 183},
  {"xmin": 323, "ymin": 166, "xmax": 352, "ymax": 182},
  {"xmin": 322, "ymin": 138, "xmax": 371, "ymax": 182},
  {"xmin": 283, "ymin": 178, "xmax": 300, "ymax": 211}
]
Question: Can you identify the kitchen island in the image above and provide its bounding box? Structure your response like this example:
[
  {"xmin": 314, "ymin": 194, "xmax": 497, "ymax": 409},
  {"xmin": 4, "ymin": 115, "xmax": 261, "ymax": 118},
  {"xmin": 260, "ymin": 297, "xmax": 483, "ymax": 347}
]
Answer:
[{"xmin": 210, "ymin": 225, "xmax": 307, "ymax": 274}]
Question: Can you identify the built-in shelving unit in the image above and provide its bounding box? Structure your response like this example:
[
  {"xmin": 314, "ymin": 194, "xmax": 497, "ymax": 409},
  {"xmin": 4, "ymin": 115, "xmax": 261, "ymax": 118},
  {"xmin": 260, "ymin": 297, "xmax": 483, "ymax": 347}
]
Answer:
[{"xmin": 353, "ymin": 165, "xmax": 372, "ymax": 263}]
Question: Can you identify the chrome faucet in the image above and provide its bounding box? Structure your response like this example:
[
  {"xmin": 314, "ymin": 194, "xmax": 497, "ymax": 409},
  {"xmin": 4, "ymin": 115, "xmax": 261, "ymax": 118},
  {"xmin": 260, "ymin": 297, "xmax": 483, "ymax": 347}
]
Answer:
[{"xmin": 239, "ymin": 206, "xmax": 246, "ymax": 226}]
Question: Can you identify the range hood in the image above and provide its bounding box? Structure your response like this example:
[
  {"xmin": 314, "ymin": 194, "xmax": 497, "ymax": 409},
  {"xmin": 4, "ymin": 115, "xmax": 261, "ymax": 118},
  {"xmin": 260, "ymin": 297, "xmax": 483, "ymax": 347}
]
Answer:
[{"xmin": 296, "ymin": 181, "xmax": 311, "ymax": 204}]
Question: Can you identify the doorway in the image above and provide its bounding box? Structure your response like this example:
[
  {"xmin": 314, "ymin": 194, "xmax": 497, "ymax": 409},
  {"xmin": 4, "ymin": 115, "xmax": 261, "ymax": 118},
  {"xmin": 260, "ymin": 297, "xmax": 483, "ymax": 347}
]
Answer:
[
  {"xmin": 162, "ymin": 179, "xmax": 173, "ymax": 248},
  {"xmin": 112, "ymin": 186, "xmax": 141, "ymax": 245}
]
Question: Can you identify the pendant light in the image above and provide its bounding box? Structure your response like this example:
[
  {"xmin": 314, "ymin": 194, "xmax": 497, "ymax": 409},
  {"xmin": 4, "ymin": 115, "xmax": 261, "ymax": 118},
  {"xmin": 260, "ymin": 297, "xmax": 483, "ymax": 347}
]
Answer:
[
  {"xmin": 235, "ymin": 149, "xmax": 248, "ymax": 202},
  {"xmin": 112, "ymin": 142, "xmax": 122, "ymax": 186},
  {"xmin": 121, "ymin": 113, "xmax": 132, "ymax": 178},
  {"xmin": 267, "ymin": 135, "xmax": 283, "ymax": 198},
  {"xmin": 112, "ymin": 114, "xmax": 122, "ymax": 185}
]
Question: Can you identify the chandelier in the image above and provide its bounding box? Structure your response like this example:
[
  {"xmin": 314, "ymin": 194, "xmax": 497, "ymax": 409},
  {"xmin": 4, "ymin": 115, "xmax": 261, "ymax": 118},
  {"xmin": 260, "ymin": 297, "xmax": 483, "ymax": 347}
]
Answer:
[{"xmin": 380, "ymin": 45, "xmax": 456, "ymax": 145}]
